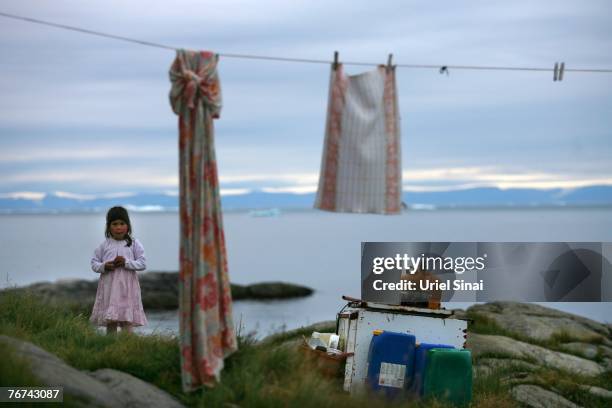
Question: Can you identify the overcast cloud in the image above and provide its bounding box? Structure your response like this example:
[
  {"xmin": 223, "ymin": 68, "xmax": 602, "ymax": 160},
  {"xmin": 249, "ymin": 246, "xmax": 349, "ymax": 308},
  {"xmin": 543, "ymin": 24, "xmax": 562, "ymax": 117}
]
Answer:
[{"xmin": 1, "ymin": 0, "xmax": 611, "ymax": 195}]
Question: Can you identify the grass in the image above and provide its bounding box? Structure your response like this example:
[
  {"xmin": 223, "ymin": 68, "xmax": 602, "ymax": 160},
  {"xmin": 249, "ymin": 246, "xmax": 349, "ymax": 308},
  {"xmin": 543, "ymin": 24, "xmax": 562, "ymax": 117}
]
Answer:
[
  {"xmin": 466, "ymin": 312, "xmax": 517, "ymax": 339},
  {"xmin": 0, "ymin": 291, "xmax": 450, "ymax": 407},
  {"xmin": 2, "ymin": 291, "xmax": 608, "ymax": 407},
  {"xmin": 524, "ymin": 367, "xmax": 611, "ymax": 407},
  {"xmin": 470, "ymin": 365, "xmax": 520, "ymax": 408},
  {"xmin": 0, "ymin": 342, "xmax": 94, "ymax": 407},
  {"xmin": 471, "ymin": 362, "xmax": 612, "ymax": 408}
]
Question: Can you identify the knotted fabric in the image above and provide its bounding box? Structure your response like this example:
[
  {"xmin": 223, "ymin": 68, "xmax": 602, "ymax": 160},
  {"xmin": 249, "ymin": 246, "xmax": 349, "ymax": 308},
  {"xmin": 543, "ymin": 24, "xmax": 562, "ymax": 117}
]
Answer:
[{"xmin": 169, "ymin": 49, "xmax": 237, "ymax": 391}]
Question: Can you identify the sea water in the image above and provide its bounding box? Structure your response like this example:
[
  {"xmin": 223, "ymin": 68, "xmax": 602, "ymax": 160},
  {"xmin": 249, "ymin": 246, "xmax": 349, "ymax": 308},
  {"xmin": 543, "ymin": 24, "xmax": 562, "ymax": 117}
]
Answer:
[{"xmin": 1, "ymin": 208, "xmax": 611, "ymax": 337}]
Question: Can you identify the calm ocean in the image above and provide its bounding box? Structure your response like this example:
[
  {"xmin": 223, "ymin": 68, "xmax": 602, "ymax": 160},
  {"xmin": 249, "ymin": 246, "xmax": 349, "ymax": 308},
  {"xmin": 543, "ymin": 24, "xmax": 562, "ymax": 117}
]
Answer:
[{"xmin": 1, "ymin": 208, "xmax": 610, "ymax": 337}]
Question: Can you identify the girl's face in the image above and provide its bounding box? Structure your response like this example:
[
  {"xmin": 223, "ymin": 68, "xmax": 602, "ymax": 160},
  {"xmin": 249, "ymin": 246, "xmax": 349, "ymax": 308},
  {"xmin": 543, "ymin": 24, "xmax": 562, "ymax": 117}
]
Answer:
[{"xmin": 110, "ymin": 220, "xmax": 128, "ymax": 240}]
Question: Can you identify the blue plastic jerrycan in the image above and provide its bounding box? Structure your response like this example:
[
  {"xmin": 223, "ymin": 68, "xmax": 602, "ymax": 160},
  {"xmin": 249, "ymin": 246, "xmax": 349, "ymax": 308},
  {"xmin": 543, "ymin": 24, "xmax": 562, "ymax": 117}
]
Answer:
[{"xmin": 366, "ymin": 330, "xmax": 416, "ymax": 399}]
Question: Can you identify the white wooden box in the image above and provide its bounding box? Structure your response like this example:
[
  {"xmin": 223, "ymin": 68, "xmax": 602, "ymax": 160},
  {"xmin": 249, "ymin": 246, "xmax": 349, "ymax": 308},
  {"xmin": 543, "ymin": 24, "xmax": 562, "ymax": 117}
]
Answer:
[{"xmin": 337, "ymin": 301, "xmax": 468, "ymax": 395}]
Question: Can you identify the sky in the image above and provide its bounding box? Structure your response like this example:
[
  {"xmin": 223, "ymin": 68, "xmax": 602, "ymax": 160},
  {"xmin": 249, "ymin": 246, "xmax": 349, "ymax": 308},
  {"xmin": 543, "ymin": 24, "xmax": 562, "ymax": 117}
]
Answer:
[{"xmin": 1, "ymin": 0, "xmax": 611, "ymax": 199}]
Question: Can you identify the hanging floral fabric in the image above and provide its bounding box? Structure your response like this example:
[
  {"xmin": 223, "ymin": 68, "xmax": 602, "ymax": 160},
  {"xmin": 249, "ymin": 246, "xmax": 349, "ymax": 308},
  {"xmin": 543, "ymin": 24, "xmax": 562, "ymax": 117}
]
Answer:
[
  {"xmin": 315, "ymin": 64, "xmax": 402, "ymax": 214},
  {"xmin": 169, "ymin": 49, "xmax": 237, "ymax": 391}
]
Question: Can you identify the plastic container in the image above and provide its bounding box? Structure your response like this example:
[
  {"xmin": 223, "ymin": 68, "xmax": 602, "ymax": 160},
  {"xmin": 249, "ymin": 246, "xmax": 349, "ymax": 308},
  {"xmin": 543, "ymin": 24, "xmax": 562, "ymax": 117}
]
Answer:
[
  {"xmin": 411, "ymin": 343, "xmax": 455, "ymax": 395},
  {"xmin": 366, "ymin": 330, "xmax": 416, "ymax": 398},
  {"xmin": 308, "ymin": 332, "xmax": 339, "ymax": 350},
  {"xmin": 423, "ymin": 348, "xmax": 472, "ymax": 406}
]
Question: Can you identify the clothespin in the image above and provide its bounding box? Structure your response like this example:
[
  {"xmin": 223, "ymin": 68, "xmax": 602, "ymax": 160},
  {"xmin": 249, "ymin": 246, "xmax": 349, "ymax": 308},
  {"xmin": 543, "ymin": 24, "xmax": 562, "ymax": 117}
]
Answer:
[
  {"xmin": 333, "ymin": 51, "xmax": 339, "ymax": 70},
  {"xmin": 387, "ymin": 53, "xmax": 394, "ymax": 72},
  {"xmin": 553, "ymin": 62, "xmax": 565, "ymax": 81},
  {"xmin": 439, "ymin": 66, "xmax": 449, "ymax": 76},
  {"xmin": 553, "ymin": 62, "xmax": 566, "ymax": 81}
]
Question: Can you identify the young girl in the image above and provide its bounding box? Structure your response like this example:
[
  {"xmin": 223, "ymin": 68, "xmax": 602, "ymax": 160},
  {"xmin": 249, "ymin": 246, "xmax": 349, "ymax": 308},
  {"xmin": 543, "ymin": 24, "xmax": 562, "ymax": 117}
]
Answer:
[{"xmin": 90, "ymin": 206, "xmax": 148, "ymax": 334}]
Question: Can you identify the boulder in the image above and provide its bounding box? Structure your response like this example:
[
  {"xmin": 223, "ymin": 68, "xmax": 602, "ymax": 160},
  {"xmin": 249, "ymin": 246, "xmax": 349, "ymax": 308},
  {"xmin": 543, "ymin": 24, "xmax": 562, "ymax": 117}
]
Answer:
[
  {"xmin": 510, "ymin": 384, "xmax": 581, "ymax": 408},
  {"xmin": 449, "ymin": 308, "xmax": 468, "ymax": 320},
  {"xmin": 90, "ymin": 369, "xmax": 184, "ymax": 408},
  {"xmin": 0, "ymin": 335, "xmax": 123, "ymax": 407},
  {"xmin": 473, "ymin": 357, "xmax": 538, "ymax": 378},
  {"xmin": 0, "ymin": 335, "xmax": 185, "ymax": 408},
  {"xmin": 468, "ymin": 333, "xmax": 604, "ymax": 376},
  {"xmin": 243, "ymin": 282, "xmax": 314, "ymax": 299},
  {"xmin": 468, "ymin": 302, "xmax": 609, "ymax": 343},
  {"xmin": 599, "ymin": 345, "xmax": 612, "ymax": 359},
  {"xmin": 560, "ymin": 342, "xmax": 599, "ymax": 359},
  {"xmin": 577, "ymin": 385, "xmax": 612, "ymax": 399}
]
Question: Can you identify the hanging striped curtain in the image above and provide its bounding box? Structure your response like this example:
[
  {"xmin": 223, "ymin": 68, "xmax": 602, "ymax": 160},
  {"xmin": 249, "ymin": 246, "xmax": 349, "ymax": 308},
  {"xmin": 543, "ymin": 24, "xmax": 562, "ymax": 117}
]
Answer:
[
  {"xmin": 169, "ymin": 49, "xmax": 237, "ymax": 391},
  {"xmin": 315, "ymin": 64, "xmax": 402, "ymax": 214}
]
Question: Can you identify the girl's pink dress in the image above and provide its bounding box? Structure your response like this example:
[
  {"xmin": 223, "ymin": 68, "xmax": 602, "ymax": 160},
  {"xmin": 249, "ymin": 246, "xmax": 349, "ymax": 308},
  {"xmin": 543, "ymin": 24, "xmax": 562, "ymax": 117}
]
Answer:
[{"xmin": 89, "ymin": 238, "xmax": 148, "ymax": 327}]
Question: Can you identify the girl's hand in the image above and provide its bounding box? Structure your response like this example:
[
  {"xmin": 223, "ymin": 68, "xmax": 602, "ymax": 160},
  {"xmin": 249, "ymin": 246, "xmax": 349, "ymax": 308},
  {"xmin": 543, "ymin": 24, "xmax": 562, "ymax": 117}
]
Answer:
[
  {"xmin": 114, "ymin": 256, "xmax": 126, "ymax": 267},
  {"xmin": 104, "ymin": 262, "xmax": 115, "ymax": 272}
]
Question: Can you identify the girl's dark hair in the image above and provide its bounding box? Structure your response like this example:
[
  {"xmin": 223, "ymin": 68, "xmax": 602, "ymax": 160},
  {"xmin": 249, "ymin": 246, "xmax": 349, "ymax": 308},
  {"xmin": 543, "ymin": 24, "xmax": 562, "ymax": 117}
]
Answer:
[{"xmin": 105, "ymin": 206, "xmax": 133, "ymax": 247}]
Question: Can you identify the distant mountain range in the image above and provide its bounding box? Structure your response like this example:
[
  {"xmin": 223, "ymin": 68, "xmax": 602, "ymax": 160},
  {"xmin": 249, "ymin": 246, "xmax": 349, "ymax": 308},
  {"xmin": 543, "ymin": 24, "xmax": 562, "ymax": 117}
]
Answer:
[{"xmin": 1, "ymin": 186, "xmax": 612, "ymax": 213}]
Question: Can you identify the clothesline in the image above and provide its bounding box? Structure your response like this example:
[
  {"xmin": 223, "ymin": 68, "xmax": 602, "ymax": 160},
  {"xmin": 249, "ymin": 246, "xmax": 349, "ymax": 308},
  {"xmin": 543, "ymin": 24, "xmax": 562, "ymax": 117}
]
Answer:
[{"xmin": 2, "ymin": 10, "xmax": 612, "ymax": 76}]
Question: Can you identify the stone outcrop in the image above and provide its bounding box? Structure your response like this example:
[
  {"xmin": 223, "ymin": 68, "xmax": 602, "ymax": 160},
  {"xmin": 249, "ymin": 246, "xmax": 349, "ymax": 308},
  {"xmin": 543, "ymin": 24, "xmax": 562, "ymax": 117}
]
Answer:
[
  {"xmin": 560, "ymin": 342, "xmax": 599, "ymax": 359},
  {"xmin": 90, "ymin": 369, "xmax": 184, "ymax": 408},
  {"xmin": 510, "ymin": 384, "xmax": 581, "ymax": 408},
  {"xmin": 472, "ymin": 357, "xmax": 538, "ymax": 378},
  {"xmin": 468, "ymin": 333, "xmax": 604, "ymax": 376},
  {"xmin": 0, "ymin": 335, "xmax": 184, "ymax": 408},
  {"xmin": 3, "ymin": 272, "xmax": 314, "ymax": 310},
  {"xmin": 468, "ymin": 301, "xmax": 610, "ymax": 343},
  {"xmin": 466, "ymin": 302, "xmax": 611, "ymax": 408}
]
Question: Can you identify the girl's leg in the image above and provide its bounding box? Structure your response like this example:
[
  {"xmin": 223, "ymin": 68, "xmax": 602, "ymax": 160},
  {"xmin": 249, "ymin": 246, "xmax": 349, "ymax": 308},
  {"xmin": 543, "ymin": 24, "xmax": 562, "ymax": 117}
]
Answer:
[
  {"xmin": 119, "ymin": 322, "xmax": 133, "ymax": 333},
  {"xmin": 106, "ymin": 322, "xmax": 118, "ymax": 335}
]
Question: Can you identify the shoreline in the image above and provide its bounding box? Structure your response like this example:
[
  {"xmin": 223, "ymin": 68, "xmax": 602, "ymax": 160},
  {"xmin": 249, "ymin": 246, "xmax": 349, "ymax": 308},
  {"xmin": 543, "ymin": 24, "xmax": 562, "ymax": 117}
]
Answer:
[
  {"xmin": 1, "ymin": 272, "xmax": 315, "ymax": 311},
  {"xmin": 2, "ymin": 204, "xmax": 612, "ymax": 216}
]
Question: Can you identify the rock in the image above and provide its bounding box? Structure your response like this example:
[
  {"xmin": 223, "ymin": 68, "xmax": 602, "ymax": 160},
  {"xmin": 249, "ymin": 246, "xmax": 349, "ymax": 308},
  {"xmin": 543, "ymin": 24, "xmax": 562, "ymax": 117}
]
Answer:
[
  {"xmin": 243, "ymin": 282, "xmax": 314, "ymax": 299},
  {"xmin": 468, "ymin": 333, "xmax": 604, "ymax": 376},
  {"xmin": 473, "ymin": 357, "xmax": 538, "ymax": 378},
  {"xmin": 139, "ymin": 272, "xmax": 181, "ymax": 310},
  {"xmin": 599, "ymin": 345, "xmax": 612, "ymax": 359},
  {"xmin": 3, "ymin": 273, "xmax": 314, "ymax": 310},
  {"xmin": 500, "ymin": 371, "xmax": 538, "ymax": 386},
  {"xmin": 450, "ymin": 308, "xmax": 468, "ymax": 320},
  {"xmin": 0, "ymin": 335, "xmax": 123, "ymax": 407},
  {"xmin": 560, "ymin": 342, "xmax": 599, "ymax": 359},
  {"xmin": 0, "ymin": 335, "xmax": 185, "ymax": 408},
  {"xmin": 477, "ymin": 357, "xmax": 539, "ymax": 371},
  {"xmin": 511, "ymin": 384, "xmax": 581, "ymax": 408},
  {"xmin": 468, "ymin": 302, "xmax": 609, "ymax": 343},
  {"xmin": 577, "ymin": 385, "xmax": 612, "ymax": 399},
  {"xmin": 90, "ymin": 369, "xmax": 184, "ymax": 408}
]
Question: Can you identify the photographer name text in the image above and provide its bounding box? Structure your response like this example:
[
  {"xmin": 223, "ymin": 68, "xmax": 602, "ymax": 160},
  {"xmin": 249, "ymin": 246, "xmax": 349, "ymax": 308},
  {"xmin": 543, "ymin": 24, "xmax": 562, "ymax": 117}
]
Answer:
[{"xmin": 372, "ymin": 279, "xmax": 484, "ymax": 291}]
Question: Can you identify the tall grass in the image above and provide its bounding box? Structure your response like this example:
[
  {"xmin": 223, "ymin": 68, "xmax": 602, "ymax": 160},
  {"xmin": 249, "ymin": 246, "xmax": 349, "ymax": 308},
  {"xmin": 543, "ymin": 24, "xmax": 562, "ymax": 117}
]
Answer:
[
  {"xmin": 6, "ymin": 291, "xmax": 605, "ymax": 407},
  {"xmin": 0, "ymin": 291, "xmax": 430, "ymax": 407}
]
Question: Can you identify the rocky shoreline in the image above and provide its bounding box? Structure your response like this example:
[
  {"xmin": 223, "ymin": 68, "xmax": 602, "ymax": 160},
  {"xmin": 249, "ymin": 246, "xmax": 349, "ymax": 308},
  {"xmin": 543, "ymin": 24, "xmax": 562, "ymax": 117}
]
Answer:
[{"xmin": 2, "ymin": 271, "xmax": 314, "ymax": 310}]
